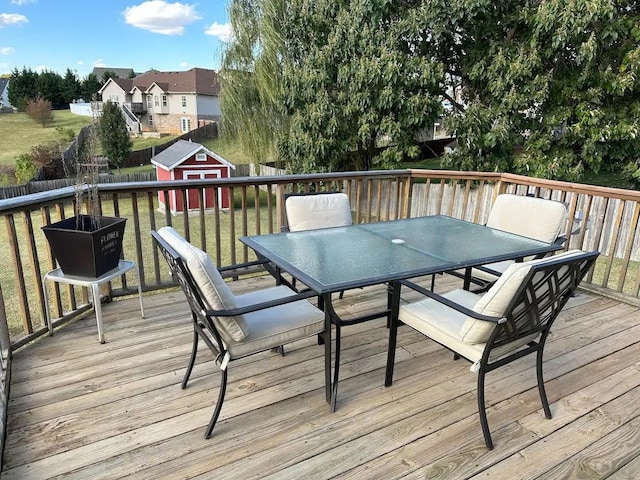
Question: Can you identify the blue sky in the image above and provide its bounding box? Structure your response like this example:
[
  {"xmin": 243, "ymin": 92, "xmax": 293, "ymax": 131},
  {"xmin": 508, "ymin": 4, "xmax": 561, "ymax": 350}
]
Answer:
[{"xmin": 0, "ymin": 0, "xmax": 231, "ymax": 78}]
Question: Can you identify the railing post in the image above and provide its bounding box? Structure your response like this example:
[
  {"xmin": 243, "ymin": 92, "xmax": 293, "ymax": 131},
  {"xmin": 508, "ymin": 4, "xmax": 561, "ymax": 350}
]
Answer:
[{"xmin": 0, "ymin": 285, "xmax": 12, "ymax": 471}]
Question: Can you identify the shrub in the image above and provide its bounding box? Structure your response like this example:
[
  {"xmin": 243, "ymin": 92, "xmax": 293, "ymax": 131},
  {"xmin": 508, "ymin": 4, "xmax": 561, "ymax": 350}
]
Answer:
[
  {"xmin": 15, "ymin": 154, "xmax": 38, "ymax": 184},
  {"xmin": 25, "ymin": 97, "xmax": 53, "ymax": 127}
]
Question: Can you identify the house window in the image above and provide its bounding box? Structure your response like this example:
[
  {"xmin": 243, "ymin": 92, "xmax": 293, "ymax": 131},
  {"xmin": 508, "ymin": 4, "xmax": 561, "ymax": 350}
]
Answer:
[
  {"xmin": 154, "ymin": 95, "xmax": 160, "ymax": 107},
  {"xmin": 109, "ymin": 95, "xmax": 119, "ymax": 103},
  {"xmin": 146, "ymin": 95, "xmax": 152, "ymax": 109},
  {"xmin": 195, "ymin": 153, "xmax": 206, "ymax": 162},
  {"xmin": 181, "ymin": 95, "xmax": 187, "ymax": 107},
  {"xmin": 148, "ymin": 115, "xmax": 153, "ymax": 127},
  {"xmin": 181, "ymin": 117, "xmax": 191, "ymax": 133},
  {"xmin": 162, "ymin": 95, "xmax": 168, "ymax": 107}
]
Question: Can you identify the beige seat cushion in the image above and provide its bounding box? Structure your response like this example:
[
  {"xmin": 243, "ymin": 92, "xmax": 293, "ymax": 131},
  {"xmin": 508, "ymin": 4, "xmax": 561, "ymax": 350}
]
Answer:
[
  {"xmin": 285, "ymin": 193, "xmax": 352, "ymax": 231},
  {"xmin": 486, "ymin": 194, "xmax": 567, "ymax": 243},
  {"xmin": 158, "ymin": 226, "xmax": 247, "ymax": 342},
  {"xmin": 455, "ymin": 195, "xmax": 567, "ymax": 284},
  {"xmin": 462, "ymin": 249, "xmax": 584, "ymax": 344},
  {"xmin": 400, "ymin": 250, "xmax": 585, "ymax": 367},
  {"xmin": 228, "ymin": 286, "xmax": 325, "ymax": 359},
  {"xmin": 399, "ymin": 289, "xmax": 486, "ymax": 363}
]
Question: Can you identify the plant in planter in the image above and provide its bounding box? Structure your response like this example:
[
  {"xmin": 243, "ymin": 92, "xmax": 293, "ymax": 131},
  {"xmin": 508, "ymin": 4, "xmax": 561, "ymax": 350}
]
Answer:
[{"xmin": 42, "ymin": 110, "xmax": 127, "ymax": 278}]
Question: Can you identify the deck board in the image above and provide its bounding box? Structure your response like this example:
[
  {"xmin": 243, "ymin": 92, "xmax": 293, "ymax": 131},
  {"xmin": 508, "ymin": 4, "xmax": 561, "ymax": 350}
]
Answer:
[{"xmin": 3, "ymin": 273, "xmax": 640, "ymax": 479}]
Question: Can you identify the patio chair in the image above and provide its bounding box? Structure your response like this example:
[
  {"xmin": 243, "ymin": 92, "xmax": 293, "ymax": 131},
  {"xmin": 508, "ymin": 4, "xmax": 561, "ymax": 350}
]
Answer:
[
  {"xmin": 282, "ymin": 191, "xmax": 353, "ymax": 298},
  {"xmin": 151, "ymin": 227, "xmax": 325, "ymax": 438},
  {"xmin": 385, "ymin": 249, "xmax": 599, "ymax": 449},
  {"xmin": 283, "ymin": 191, "xmax": 353, "ymax": 232},
  {"xmin": 453, "ymin": 194, "xmax": 568, "ymax": 291}
]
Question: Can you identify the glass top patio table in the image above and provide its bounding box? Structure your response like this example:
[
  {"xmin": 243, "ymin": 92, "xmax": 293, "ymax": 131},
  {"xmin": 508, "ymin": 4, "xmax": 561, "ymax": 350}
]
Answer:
[{"xmin": 240, "ymin": 215, "xmax": 560, "ymax": 294}]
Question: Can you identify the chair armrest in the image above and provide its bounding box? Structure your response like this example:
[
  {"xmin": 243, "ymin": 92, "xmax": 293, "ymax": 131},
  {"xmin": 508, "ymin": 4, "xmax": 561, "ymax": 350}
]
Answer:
[
  {"xmin": 399, "ymin": 279, "xmax": 505, "ymax": 323},
  {"xmin": 204, "ymin": 289, "xmax": 319, "ymax": 317},
  {"xmin": 218, "ymin": 259, "xmax": 269, "ymax": 274},
  {"xmin": 553, "ymin": 235, "xmax": 567, "ymax": 247}
]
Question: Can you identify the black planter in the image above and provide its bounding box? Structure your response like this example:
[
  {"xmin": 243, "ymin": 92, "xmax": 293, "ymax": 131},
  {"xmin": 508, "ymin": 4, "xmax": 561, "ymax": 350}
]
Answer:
[{"xmin": 42, "ymin": 215, "xmax": 127, "ymax": 278}]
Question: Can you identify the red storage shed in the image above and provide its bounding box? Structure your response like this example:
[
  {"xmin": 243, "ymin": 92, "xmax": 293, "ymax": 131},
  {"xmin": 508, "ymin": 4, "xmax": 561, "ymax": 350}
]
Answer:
[{"xmin": 151, "ymin": 140, "xmax": 235, "ymax": 214}]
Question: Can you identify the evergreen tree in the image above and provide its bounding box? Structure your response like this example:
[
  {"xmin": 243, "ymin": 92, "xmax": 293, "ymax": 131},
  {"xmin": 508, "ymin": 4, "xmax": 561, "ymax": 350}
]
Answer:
[
  {"xmin": 36, "ymin": 70, "xmax": 64, "ymax": 108},
  {"xmin": 99, "ymin": 101, "xmax": 131, "ymax": 172},
  {"xmin": 61, "ymin": 68, "xmax": 82, "ymax": 105},
  {"xmin": 8, "ymin": 67, "xmax": 38, "ymax": 111},
  {"xmin": 81, "ymin": 73, "xmax": 102, "ymax": 101}
]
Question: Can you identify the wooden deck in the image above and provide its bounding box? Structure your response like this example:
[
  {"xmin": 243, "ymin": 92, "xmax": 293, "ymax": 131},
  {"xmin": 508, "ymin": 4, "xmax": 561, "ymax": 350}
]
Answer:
[{"xmin": 3, "ymin": 273, "xmax": 640, "ymax": 479}]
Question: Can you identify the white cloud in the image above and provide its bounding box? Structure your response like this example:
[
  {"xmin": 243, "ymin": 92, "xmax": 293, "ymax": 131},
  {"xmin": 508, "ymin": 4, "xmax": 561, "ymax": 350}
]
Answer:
[
  {"xmin": 0, "ymin": 13, "xmax": 28, "ymax": 27},
  {"xmin": 205, "ymin": 22, "xmax": 232, "ymax": 42},
  {"xmin": 179, "ymin": 61, "xmax": 189, "ymax": 67},
  {"xmin": 34, "ymin": 64, "xmax": 47, "ymax": 73},
  {"xmin": 123, "ymin": 1, "xmax": 201, "ymax": 36},
  {"xmin": 11, "ymin": 0, "xmax": 37, "ymax": 5},
  {"xmin": 77, "ymin": 60, "xmax": 84, "ymax": 65},
  {"xmin": 93, "ymin": 59, "xmax": 105, "ymax": 67},
  {"xmin": 0, "ymin": 47, "xmax": 14, "ymax": 55}
]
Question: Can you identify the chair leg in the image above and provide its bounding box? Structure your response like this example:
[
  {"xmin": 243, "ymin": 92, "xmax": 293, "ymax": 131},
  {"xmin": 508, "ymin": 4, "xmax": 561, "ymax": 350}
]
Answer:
[
  {"xmin": 477, "ymin": 368, "xmax": 494, "ymax": 450},
  {"xmin": 453, "ymin": 353, "xmax": 460, "ymax": 360},
  {"xmin": 339, "ymin": 290, "xmax": 345, "ymax": 299},
  {"xmin": 204, "ymin": 368, "xmax": 228, "ymax": 439},
  {"xmin": 536, "ymin": 348, "xmax": 552, "ymax": 419},
  {"xmin": 182, "ymin": 327, "xmax": 199, "ymax": 389}
]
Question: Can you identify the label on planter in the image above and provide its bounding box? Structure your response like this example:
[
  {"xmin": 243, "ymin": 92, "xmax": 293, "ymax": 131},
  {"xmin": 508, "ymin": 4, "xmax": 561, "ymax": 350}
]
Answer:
[{"xmin": 101, "ymin": 230, "xmax": 121, "ymax": 253}]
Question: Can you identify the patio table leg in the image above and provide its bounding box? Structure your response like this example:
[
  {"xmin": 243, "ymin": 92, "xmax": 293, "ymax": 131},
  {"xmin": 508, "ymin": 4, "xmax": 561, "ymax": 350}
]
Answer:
[{"xmin": 323, "ymin": 293, "xmax": 332, "ymax": 405}]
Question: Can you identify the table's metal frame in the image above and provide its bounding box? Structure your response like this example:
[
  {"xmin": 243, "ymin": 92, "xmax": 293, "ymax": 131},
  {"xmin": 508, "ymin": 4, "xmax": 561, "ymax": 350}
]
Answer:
[
  {"xmin": 43, "ymin": 259, "xmax": 145, "ymax": 343},
  {"xmin": 241, "ymin": 215, "xmax": 562, "ymax": 410}
]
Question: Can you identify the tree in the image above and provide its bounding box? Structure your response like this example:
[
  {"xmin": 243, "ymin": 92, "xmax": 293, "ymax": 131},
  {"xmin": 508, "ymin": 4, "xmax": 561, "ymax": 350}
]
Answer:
[
  {"xmin": 222, "ymin": 0, "xmax": 444, "ymax": 173},
  {"xmin": 15, "ymin": 154, "xmax": 38, "ymax": 184},
  {"xmin": 431, "ymin": 0, "xmax": 640, "ymax": 186},
  {"xmin": 220, "ymin": 0, "xmax": 287, "ymax": 165},
  {"xmin": 101, "ymin": 70, "xmax": 117, "ymax": 85},
  {"xmin": 81, "ymin": 73, "xmax": 101, "ymax": 101},
  {"xmin": 36, "ymin": 70, "xmax": 64, "ymax": 108},
  {"xmin": 278, "ymin": 0, "xmax": 443, "ymax": 172},
  {"xmin": 99, "ymin": 101, "xmax": 131, "ymax": 172},
  {"xmin": 25, "ymin": 97, "xmax": 53, "ymax": 127},
  {"xmin": 61, "ymin": 68, "xmax": 82, "ymax": 105},
  {"xmin": 8, "ymin": 66, "xmax": 38, "ymax": 111}
]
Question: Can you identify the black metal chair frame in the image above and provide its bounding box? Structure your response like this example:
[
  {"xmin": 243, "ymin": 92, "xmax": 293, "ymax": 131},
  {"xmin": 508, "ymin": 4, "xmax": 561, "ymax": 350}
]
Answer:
[
  {"xmin": 151, "ymin": 230, "xmax": 319, "ymax": 438},
  {"xmin": 385, "ymin": 250, "xmax": 599, "ymax": 449}
]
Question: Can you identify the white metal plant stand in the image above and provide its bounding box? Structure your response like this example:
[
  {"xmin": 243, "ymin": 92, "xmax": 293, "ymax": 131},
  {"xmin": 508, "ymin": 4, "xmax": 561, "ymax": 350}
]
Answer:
[{"xmin": 43, "ymin": 260, "xmax": 145, "ymax": 343}]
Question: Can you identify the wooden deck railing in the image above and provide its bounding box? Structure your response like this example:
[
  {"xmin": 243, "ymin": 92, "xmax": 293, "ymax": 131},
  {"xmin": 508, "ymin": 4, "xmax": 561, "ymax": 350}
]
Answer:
[{"xmin": 0, "ymin": 169, "xmax": 638, "ymax": 350}]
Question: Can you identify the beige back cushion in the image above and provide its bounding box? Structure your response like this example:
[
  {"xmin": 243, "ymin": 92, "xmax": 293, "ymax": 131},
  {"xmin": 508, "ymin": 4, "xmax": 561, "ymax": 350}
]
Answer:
[
  {"xmin": 486, "ymin": 194, "xmax": 567, "ymax": 243},
  {"xmin": 285, "ymin": 193, "xmax": 352, "ymax": 231},
  {"xmin": 460, "ymin": 250, "xmax": 583, "ymax": 344},
  {"xmin": 158, "ymin": 227, "xmax": 247, "ymax": 342}
]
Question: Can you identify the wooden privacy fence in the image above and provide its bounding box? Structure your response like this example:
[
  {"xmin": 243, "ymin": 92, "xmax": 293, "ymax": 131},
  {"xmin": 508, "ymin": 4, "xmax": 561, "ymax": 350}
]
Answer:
[{"xmin": 0, "ymin": 169, "xmax": 638, "ymax": 350}]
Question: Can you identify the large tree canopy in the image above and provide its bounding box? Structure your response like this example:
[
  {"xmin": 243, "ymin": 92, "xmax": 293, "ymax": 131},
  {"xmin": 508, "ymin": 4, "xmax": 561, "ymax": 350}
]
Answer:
[
  {"xmin": 222, "ymin": 0, "xmax": 640, "ymax": 183},
  {"xmin": 278, "ymin": 0, "xmax": 443, "ymax": 172},
  {"xmin": 435, "ymin": 0, "xmax": 640, "ymax": 184}
]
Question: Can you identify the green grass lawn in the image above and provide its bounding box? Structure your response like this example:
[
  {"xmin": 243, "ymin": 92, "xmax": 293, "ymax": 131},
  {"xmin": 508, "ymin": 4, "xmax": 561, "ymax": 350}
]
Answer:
[{"xmin": 0, "ymin": 110, "xmax": 93, "ymax": 166}]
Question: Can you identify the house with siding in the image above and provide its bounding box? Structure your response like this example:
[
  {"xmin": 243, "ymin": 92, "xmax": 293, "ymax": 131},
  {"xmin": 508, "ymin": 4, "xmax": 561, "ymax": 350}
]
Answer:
[
  {"xmin": 0, "ymin": 79, "xmax": 13, "ymax": 111},
  {"xmin": 98, "ymin": 67, "xmax": 221, "ymax": 135}
]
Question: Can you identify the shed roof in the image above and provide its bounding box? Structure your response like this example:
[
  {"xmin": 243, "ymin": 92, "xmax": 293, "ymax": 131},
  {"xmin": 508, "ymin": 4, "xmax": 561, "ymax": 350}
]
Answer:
[{"xmin": 151, "ymin": 140, "xmax": 235, "ymax": 171}]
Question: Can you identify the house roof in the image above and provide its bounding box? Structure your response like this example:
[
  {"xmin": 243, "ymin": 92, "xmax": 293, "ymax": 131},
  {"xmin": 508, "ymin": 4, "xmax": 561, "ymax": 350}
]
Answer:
[
  {"xmin": 97, "ymin": 77, "xmax": 134, "ymax": 95},
  {"xmin": 133, "ymin": 68, "xmax": 220, "ymax": 96},
  {"xmin": 92, "ymin": 67, "xmax": 135, "ymax": 81},
  {"xmin": 151, "ymin": 140, "xmax": 235, "ymax": 171},
  {"xmin": 0, "ymin": 78, "xmax": 8, "ymax": 94}
]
